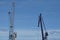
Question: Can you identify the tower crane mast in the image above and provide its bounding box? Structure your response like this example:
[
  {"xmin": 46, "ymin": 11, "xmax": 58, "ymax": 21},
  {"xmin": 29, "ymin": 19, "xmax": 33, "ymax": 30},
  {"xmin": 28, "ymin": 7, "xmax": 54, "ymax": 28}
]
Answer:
[{"xmin": 8, "ymin": 0, "xmax": 17, "ymax": 40}]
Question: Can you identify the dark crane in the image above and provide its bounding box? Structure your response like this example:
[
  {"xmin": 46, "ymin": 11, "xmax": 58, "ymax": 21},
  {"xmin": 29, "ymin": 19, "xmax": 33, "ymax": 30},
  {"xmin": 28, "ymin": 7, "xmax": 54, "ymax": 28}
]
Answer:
[{"xmin": 38, "ymin": 13, "xmax": 48, "ymax": 40}]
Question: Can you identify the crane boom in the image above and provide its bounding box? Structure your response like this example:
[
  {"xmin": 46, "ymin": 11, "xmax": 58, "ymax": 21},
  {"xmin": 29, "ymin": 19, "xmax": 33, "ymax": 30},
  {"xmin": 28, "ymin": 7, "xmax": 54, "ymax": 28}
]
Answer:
[
  {"xmin": 38, "ymin": 14, "xmax": 44, "ymax": 40},
  {"xmin": 38, "ymin": 13, "xmax": 48, "ymax": 40}
]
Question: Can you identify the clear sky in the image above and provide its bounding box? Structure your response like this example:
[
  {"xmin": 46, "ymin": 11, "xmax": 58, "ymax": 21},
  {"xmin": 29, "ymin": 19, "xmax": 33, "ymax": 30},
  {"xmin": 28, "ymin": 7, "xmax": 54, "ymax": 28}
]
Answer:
[{"xmin": 0, "ymin": 0, "xmax": 60, "ymax": 40}]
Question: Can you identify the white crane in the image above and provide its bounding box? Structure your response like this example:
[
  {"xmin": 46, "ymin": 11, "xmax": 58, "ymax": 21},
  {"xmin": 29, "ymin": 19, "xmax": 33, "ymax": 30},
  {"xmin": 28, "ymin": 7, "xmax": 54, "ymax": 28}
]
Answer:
[{"xmin": 8, "ymin": 0, "xmax": 17, "ymax": 40}]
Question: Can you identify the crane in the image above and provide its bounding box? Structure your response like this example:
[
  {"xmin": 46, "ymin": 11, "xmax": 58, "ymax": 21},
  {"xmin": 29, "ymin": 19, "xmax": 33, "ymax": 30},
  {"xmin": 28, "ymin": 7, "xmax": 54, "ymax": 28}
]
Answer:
[
  {"xmin": 8, "ymin": 0, "xmax": 17, "ymax": 40},
  {"xmin": 38, "ymin": 13, "xmax": 48, "ymax": 40}
]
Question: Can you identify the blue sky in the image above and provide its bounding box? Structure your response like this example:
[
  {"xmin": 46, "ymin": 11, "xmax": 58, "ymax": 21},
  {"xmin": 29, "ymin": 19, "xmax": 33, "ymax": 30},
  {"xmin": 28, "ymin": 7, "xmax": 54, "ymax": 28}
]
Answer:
[{"xmin": 0, "ymin": 0, "xmax": 60, "ymax": 40}]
